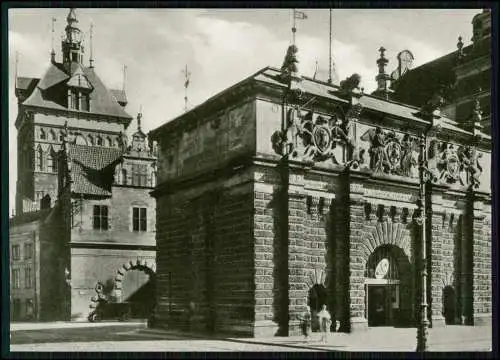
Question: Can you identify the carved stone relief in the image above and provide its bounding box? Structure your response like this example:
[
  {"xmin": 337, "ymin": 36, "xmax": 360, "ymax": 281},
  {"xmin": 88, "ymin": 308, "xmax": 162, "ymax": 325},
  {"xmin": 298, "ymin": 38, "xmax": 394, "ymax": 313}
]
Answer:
[
  {"xmin": 271, "ymin": 103, "xmax": 362, "ymax": 169},
  {"xmin": 359, "ymin": 126, "xmax": 484, "ymax": 188}
]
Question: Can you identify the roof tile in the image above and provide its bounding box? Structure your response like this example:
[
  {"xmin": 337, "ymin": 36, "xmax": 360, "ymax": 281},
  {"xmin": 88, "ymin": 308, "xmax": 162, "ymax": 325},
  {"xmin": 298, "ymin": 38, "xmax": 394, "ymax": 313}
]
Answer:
[{"xmin": 68, "ymin": 144, "xmax": 123, "ymax": 196}]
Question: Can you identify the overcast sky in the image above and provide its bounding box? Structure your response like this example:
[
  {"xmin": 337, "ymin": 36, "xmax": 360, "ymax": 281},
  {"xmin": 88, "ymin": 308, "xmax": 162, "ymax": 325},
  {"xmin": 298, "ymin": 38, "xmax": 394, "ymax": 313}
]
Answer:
[{"xmin": 8, "ymin": 7, "xmax": 482, "ymax": 212}]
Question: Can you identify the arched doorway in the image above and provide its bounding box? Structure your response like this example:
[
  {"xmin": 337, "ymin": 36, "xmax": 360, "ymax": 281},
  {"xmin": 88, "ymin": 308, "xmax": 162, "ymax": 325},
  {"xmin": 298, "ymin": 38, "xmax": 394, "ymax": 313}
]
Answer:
[
  {"xmin": 114, "ymin": 259, "xmax": 156, "ymax": 319},
  {"xmin": 308, "ymin": 284, "xmax": 327, "ymax": 331},
  {"xmin": 443, "ymin": 286, "xmax": 456, "ymax": 325},
  {"xmin": 364, "ymin": 245, "xmax": 412, "ymax": 327}
]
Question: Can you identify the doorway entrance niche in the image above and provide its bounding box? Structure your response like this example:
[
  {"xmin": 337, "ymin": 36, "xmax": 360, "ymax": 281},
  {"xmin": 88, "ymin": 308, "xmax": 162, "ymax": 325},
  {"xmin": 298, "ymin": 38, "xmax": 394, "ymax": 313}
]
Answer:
[
  {"xmin": 308, "ymin": 284, "xmax": 327, "ymax": 331},
  {"xmin": 364, "ymin": 245, "xmax": 412, "ymax": 327}
]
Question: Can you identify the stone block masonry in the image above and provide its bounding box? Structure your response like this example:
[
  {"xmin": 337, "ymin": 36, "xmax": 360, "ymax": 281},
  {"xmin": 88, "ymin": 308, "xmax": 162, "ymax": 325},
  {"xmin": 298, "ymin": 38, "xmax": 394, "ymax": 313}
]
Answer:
[{"xmin": 155, "ymin": 183, "xmax": 255, "ymax": 336}]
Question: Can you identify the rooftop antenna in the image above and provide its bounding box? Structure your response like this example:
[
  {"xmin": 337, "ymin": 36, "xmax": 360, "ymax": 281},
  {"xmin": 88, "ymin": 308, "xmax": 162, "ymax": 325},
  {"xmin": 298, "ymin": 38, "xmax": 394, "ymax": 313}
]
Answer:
[
  {"xmin": 182, "ymin": 64, "xmax": 191, "ymax": 112},
  {"xmin": 122, "ymin": 64, "xmax": 127, "ymax": 92},
  {"xmin": 51, "ymin": 17, "xmax": 56, "ymax": 62},
  {"xmin": 328, "ymin": 9, "xmax": 332, "ymax": 84},
  {"xmin": 89, "ymin": 21, "xmax": 94, "ymax": 68}
]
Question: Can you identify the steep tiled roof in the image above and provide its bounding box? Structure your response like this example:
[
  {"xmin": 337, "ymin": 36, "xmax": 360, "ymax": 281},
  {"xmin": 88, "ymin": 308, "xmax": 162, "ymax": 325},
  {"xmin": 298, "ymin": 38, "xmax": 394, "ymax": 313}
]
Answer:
[
  {"xmin": 17, "ymin": 77, "xmax": 40, "ymax": 91},
  {"xmin": 68, "ymin": 144, "xmax": 123, "ymax": 196},
  {"xmin": 21, "ymin": 61, "xmax": 132, "ymax": 120}
]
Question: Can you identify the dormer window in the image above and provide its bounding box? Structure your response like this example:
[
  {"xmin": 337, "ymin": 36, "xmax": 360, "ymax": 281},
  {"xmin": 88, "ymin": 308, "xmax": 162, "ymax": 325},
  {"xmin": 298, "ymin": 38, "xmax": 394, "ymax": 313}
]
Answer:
[
  {"xmin": 81, "ymin": 93, "xmax": 90, "ymax": 111},
  {"xmin": 70, "ymin": 90, "xmax": 79, "ymax": 110}
]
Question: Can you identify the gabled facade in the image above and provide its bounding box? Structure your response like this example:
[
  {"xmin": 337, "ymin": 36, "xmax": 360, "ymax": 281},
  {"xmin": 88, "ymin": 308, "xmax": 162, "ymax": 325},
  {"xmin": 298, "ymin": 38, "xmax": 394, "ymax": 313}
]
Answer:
[{"xmin": 10, "ymin": 8, "xmax": 158, "ymax": 322}]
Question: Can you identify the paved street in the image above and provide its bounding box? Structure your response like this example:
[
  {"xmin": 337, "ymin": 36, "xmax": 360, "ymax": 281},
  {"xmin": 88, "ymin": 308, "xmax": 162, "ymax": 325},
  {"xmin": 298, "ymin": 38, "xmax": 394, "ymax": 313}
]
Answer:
[{"xmin": 9, "ymin": 322, "xmax": 492, "ymax": 352}]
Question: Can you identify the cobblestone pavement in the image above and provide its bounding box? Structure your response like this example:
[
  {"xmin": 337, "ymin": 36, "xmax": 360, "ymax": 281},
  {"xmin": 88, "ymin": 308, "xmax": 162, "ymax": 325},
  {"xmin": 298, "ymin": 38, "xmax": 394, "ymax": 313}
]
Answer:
[{"xmin": 9, "ymin": 322, "xmax": 492, "ymax": 352}]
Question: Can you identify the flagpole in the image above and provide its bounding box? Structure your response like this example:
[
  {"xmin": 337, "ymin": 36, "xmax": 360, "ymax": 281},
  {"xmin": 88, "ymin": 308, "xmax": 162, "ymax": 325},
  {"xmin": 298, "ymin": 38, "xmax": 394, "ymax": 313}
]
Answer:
[
  {"xmin": 292, "ymin": 9, "xmax": 296, "ymax": 45},
  {"xmin": 328, "ymin": 9, "xmax": 332, "ymax": 84}
]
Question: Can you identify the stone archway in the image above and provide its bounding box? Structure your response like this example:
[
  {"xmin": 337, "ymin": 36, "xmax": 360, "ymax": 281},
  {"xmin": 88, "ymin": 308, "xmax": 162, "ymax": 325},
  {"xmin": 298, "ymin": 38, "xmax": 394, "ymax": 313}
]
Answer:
[
  {"xmin": 361, "ymin": 219, "xmax": 414, "ymax": 328},
  {"xmin": 114, "ymin": 258, "xmax": 156, "ymax": 301},
  {"xmin": 305, "ymin": 268, "xmax": 328, "ymax": 332}
]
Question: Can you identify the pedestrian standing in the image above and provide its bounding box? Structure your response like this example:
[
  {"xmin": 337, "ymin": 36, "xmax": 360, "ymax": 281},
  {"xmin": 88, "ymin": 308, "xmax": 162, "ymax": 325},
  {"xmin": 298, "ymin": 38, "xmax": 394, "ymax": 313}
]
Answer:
[
  {"xmin": 300, "ymin": 307, "xmax": 312, "ymax": 341},
  {"xmin": 317, "ymin": 304, "xmax": 332, "ymax": 343}
]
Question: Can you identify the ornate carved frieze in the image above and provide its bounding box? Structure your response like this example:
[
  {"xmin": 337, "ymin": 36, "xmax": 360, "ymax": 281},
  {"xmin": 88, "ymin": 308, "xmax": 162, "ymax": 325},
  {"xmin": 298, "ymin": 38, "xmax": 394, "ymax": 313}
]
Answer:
[
  {"xmin": 428, "ymin": 140, "xmax": 484, "ymax": 188},
  {"xmin": 360, "ymin": 127, "xmax": 419, "ymax": 176},
  {"xmin": 271, "ymin": 103, "xmax": 362, "ymax": 169},
  {"xmin": 358, "ymin": 125, "xmax": 484, "ymax": 188}
]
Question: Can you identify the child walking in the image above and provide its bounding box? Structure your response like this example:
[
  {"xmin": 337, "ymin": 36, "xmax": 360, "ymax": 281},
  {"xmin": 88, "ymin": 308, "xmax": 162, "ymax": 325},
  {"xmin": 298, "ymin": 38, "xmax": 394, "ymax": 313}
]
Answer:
[{"xmin": 300, "ymin": 307, "xmax": 312, "ymax": 341}]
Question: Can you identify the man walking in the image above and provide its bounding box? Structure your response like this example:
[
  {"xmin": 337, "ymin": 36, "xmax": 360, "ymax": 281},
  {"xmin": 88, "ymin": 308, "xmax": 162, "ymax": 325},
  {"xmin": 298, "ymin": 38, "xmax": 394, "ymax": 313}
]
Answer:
[{"xmin": 300, "ymin": 307, "xmax": 312, "ymax": 342}]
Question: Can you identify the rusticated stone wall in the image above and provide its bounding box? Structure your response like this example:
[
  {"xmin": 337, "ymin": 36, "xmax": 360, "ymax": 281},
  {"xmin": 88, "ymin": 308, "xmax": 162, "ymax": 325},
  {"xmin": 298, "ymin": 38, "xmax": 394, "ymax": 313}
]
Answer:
[{"xmin": 155, "ymin": 184, "xmax": 254, "ymax": 335}]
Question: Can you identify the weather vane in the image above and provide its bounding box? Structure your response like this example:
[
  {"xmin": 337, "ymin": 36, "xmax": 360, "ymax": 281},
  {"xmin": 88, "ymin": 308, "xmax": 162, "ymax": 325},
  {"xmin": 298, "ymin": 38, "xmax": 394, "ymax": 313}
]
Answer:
[{"xmin": 182, "ymin": 64, "xmax": 191, "ymax": 112}]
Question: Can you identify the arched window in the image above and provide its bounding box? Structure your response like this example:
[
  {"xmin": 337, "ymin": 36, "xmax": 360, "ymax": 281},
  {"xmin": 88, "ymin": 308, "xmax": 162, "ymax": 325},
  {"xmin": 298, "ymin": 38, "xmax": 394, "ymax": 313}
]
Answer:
[
  {"xmin": 114, "ymin": 139, "xmax": 120, "ymax": 148},
  {"xmin": 40, "ymin": 129, "xmax": 46, "ymax": 140},
  {"xmin": 88, "ymin": 135, "xmax": 94, "ymax": 146},
  {"xmin": 36, "ymin": 148, "xmax": 44, "ymax": 171},
  {"xmin": 122, "ymin": 169, "xmax": 128, "ymax": 185},
  {"xmin": 59, "ymin": 131, "xmax": 65, "ymax": 142},
  {"xmin": 96, "ymin": 136, "xmax": 103, "ymax": 146},
  {"xmin": 106, "ymin": 137, "xmax": 113, "ymax": 147}
]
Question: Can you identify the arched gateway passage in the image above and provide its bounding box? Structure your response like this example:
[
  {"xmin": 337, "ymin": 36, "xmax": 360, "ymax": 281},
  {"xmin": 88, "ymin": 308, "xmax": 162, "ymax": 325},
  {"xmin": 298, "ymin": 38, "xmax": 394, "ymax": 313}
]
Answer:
[
  {"xmin": 364, "ymin": 245, "xmax": 412, "ymax": 327},
  {"xmin": 114, "ymin": 259, "xmax": 156, "ymax": 319}
]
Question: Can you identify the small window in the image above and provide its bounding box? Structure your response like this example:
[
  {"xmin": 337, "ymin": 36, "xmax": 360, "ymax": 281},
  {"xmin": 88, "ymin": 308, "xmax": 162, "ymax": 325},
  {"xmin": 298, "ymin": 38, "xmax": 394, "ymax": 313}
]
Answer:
[
  {"xmin": 59, "ymin": 131, "xmax": 64, "ymax": 141},
  {"xmin": 88, "ymin": 135, "xmax": 94, "ymax": 146},
  {"xmin": 47, "ymin": 153, "xmax": 54, "ymax": 172},
  {"xmin": 11, "ymin": 245, "xmax": 21, "ymax": 261},
  {"xmin": 81, "ymin": 94, "xmax": 90, "ymax": 112},
  {"xmin": 96, "ymin": 136, "xmax": 103, "ymax": 146},
  {"xmin": 25, "ymin": 267, "xmax": 33, "ymax": 289},
  {"xmin": 40, "ymin": 129, "xmax": 46, "ymax": 140},
  {"xmin": 70, "ymin": 90, "xmax": 79, "ymax": 110},
  {"xmin": 132, "ymin": 207, "xmax": 147, "ymax": 232},
  {"xmin": 36, "ymin": 148, "xmax": 44, "ymax": 171},
  {"xmin": 12, "ymin": 269, "xmax": 21, "ymax": 289},
  {"xmin": 24, "ymin": 243, "xmax": 33, "ymax": 260},
  {"xmin": 106, "ymin": 137, "xmax": 112, "ymax": 147},
  {"xmin": 72, "ymin": 52, "xmax": 78, "ymax": 62},
  {"xmin": 132, "ymin": 164, "xmax": 148, "ymax": 187},
  {"xmin": 93, "ymin": 205, "xmax": 109, "ymax": 230}
]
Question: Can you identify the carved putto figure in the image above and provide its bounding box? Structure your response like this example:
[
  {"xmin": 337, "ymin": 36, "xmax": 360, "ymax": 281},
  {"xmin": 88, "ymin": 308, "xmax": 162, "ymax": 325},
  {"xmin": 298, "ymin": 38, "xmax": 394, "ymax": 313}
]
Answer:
[
  {"xmin": 460, "ymin": 145, "xmax": 483, "ymax": 189},
  {"xmin": 400, "ymin": 134, "xmax": 419, "ymax": 177},
  {"xmin": 362, "ymin": 127, "xmax": 387, "ymax": 173}
]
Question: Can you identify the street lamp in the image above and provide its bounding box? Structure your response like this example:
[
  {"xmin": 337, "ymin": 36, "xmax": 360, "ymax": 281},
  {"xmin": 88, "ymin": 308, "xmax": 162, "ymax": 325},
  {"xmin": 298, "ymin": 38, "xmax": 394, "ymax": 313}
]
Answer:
[
  {"xmin": 414, "ymin": 108, "xmax": 441, "ymax": 352},
  {"xmin": 415, "ymin": 132, "xmax": 430, "ymax": 352}
]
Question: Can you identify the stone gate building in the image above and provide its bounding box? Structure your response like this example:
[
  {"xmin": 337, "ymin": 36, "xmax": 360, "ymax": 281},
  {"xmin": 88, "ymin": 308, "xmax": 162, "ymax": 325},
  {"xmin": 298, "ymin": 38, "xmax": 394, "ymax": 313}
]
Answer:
[{"xmin": 149, "ymin": 9, "xmax": 492, "ymax": 337}]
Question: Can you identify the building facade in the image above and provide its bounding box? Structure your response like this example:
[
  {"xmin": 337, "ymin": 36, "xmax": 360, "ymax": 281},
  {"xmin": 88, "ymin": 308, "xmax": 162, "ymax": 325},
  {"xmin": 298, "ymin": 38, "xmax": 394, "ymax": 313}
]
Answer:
[
  {"xmin": 150, "ymin": 11, "xmax": 491, "ymax": 337},
  {"xmin": 10, "ymin": 8, "xmax": 157, "ymax": 322}
]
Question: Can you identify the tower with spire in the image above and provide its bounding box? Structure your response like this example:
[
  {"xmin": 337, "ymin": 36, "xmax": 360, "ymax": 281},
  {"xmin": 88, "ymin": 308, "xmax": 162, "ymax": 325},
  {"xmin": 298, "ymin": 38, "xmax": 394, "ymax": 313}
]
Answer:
[
  {"xmin": 14, "ymin": 8, "xmax": 135, "ymax": 215},
  {"xmin": 11, "ymin": 8, "xmax": 157, "ymax": 323}
]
